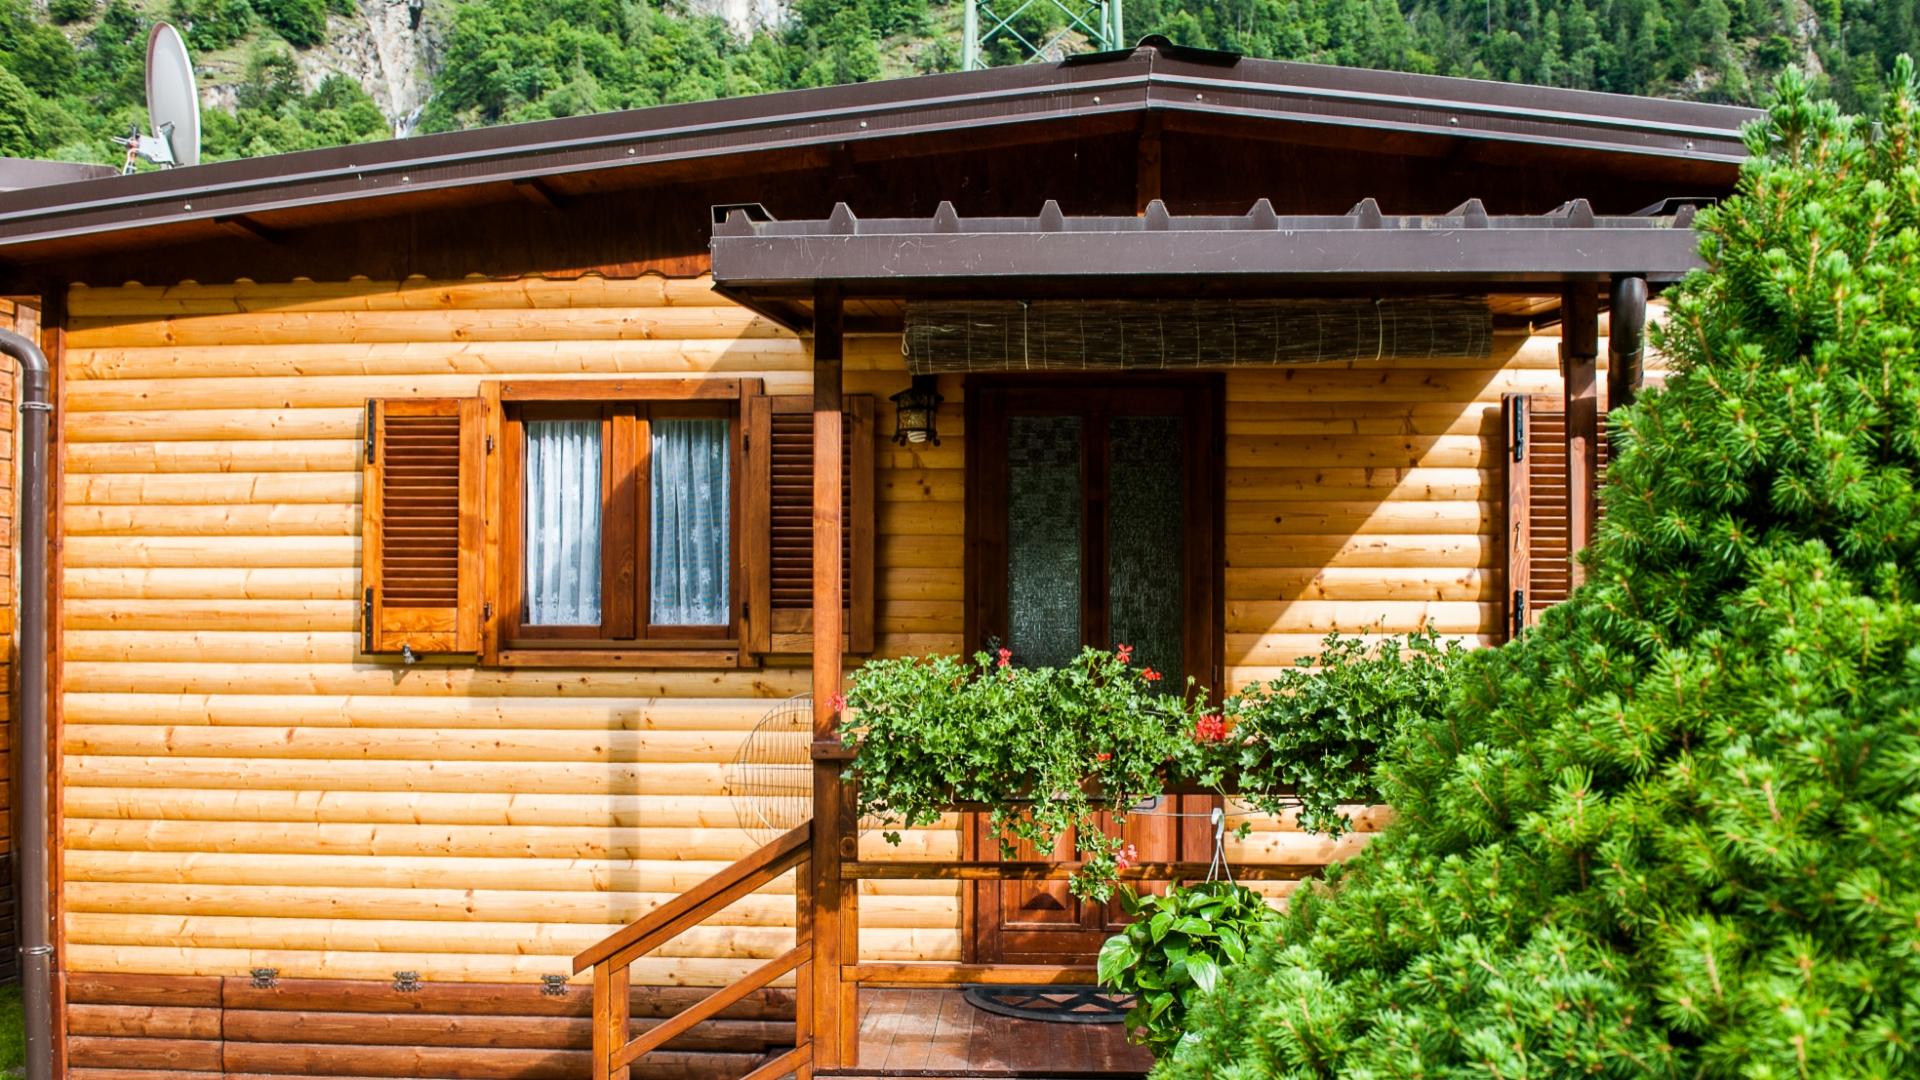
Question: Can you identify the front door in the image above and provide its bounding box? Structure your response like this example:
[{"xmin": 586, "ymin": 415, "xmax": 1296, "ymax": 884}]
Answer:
[{"xmin": 963, "ymin": 377, "xmax": 1222, "ymax": 964}]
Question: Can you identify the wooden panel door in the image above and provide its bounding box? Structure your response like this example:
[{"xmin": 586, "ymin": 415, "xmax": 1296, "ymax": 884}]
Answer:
[{"xmin": 963, "ymin": 377, "xmax": 1223, "ymax": 964}]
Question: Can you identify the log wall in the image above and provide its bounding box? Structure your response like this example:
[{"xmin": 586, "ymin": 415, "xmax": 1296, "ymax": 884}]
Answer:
[
  {"xmin": 53, "ymin": 274, "xmax": 1630, "ymax": 1065},
  {"xmin": 0, "ymin": 298, "xmax": 23, "ymax": 985},
  {"xmin": 59, "ymin": 277, "xmax": 967, "ymax": 999},
  {"xmin": 1221, "ymin": 320, "xmax": 1639, "ymax": 891}
]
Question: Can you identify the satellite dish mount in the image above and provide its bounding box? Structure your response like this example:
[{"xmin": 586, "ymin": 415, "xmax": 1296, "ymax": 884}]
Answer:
[{"xmin": 115, "ymin": 22, "xmax": 201, "ymax": 174}]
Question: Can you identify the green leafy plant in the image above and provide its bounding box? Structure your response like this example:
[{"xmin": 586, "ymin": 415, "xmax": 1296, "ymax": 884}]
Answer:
[
  {"xmin": 1202, "ymin": 629, "xmax": 1463, "ymax": 836},
  {"xmin": 843, "ymin": 636, "xmax": 1457, "ymax": 900},
  {"xmin": 843, "ymin": 645, "xmax": 1205, "ymax": 900},
  {"xmin": 250, "ymin": 0, "xmax": 327, "ymax": 47},
  {"xmin": 173, "ymin": 0, "xmax": 254, "ymax": 53},
  {"xmin": 1096, "ymin": 882, "xmax": 1282, "ymax": 1057}
]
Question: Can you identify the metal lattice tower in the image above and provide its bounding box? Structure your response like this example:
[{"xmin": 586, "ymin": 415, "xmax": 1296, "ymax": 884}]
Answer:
[{"xmin": 961, "ymin": 0, "xmax": 1123, "ymax": 69}]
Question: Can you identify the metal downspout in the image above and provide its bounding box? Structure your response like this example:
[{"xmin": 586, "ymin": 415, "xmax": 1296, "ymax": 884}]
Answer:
[
  {"xmin": 0, "ymin": 325, "xmax": 53, "ymax": 1080},
  {"xmin": 1609, "ymin": 275, "xmax": 1649, "ymax": 408}
]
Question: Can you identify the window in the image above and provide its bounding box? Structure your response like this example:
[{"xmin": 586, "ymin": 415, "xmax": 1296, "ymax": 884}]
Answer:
[
  {"xmin": 649, "ymin": 417, "xmax": 731, "ymax": 626},
  {"xmin": 360, "ymin": 379, "xmax": 876, "ymax": 667},
  {"xmin": 500, "ymin": 392, "xmax": 739, "ymax": 648}
]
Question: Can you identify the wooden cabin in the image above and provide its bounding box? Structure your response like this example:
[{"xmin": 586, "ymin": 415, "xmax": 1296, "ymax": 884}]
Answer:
[{"xmin": 0, "ymin": 40, "xmax": 1755, "ymax": 1080}]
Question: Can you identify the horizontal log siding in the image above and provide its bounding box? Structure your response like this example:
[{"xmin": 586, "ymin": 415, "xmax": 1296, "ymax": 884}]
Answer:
[
  {"xmin": 0, "ymin": 299, "xmax": 23, "ymax": 985},
  {"xmin": 58, "ymin": 277, "xmax": 962, "ymax": 988},
  {"xmin": 66, "ymin": 972, "xmax": 796, "ymax": 1079},
  {"xmin": 1221, "ymin": 323, "xmax": 1645, "ymax": 887},
  {"xmin": 58, "ymin": 276, "xmax": 1641, "ymax": 972}
]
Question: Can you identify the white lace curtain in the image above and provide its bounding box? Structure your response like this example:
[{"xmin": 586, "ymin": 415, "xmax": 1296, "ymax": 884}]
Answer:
[
  {"xmin": 524, "ymin": 419, "xmax": 602, "ymax": 625},
  {"xmin": 650, "ymin": 418, "xmax": 730, "ymax": 625}
]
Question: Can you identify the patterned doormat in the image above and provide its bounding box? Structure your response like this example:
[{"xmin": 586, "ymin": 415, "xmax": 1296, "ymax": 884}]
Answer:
[{"xmin": 961, "ymin": 985, "xmax": 1135, "ymax": 1024}]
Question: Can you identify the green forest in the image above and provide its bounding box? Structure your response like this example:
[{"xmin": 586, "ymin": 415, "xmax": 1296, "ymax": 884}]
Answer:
[{"xmin": 0, "ymin": 0, "xmax": 1915, "ymax": 162}]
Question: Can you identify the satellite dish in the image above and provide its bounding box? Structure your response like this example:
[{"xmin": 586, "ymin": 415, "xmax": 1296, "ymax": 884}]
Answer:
[
  {"xmin": 725, "ymin": 694, "xmax": 883, "ymax": 844},
  {"xmin": 115, "ymin": 23, "xmax": 199, "ymax": 173},
  {"xmin": 726, "ymin": 695, "xmax": 813, "ymax": 844}
]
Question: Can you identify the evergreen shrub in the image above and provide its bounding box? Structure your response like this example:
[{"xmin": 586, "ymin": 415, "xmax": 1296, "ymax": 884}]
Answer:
[{"xmin": 1160, "ymin": 62, "xmax": 1920, "ymax": 1080}]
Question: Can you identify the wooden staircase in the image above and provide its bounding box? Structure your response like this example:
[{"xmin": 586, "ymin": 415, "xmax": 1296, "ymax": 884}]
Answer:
[{"xmin": 575, "ymin": 819, "xmax": 816, "ymax": 1080}]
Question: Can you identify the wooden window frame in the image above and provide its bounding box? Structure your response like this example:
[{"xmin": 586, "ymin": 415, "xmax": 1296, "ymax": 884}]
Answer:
[{"xmin": 490, "ymin": 379, "xmax": 757, "ymax": 666}]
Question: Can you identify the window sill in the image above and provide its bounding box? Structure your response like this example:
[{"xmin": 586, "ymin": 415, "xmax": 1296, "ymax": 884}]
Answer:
[{"xmin": 496, "ymin": 646, "xmax": 742, "ymax": 669}]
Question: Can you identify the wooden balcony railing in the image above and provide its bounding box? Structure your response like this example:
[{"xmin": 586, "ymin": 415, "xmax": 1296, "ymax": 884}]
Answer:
[{"xmin": 573, "ymin": 819, "xmax": 814, "ymax": 1080}]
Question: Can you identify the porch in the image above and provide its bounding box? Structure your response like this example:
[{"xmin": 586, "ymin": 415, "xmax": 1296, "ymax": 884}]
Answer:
[
  {"xmin": 572, "ymin": 197, "xmax": 1699, "ymax": 1079},
  {"xmin": 845, "ymin": 988, "xmax": 1153, "ymax": 1078}
]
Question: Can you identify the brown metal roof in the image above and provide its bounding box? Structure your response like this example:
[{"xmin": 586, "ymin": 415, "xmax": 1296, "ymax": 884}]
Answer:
[
  {"xmin": 0, "ymin": 39, "xmax": 1754, "ymax": 266},
  {"xmin": 711, "ymin": 197, "xmax": 1706, "ymax": 331}
]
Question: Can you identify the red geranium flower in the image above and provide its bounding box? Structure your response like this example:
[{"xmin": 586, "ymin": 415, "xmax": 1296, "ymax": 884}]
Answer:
[
  {"xmin": 1115, "ymin": 644, "xmax": 1133, "ymax": 664},
  {"xmin": 1113, "ymin": 843, "xmax": 1138, "ymax": 871},
  {"xmin": 996, "ymin": 647, "xmax": 1012, "ymax": 669},
  {"xmin": 828, "ymin": 692, "xmax": 847, "ymax": 714},
  {"xmin": 1095, "ymin": 752, "xmax": 1112, "ymax": 762},
  {"xmin": 1193, "ymin": 714, "xmax": 1229, "ymax": 743},
  {"xmin": 1142, "ymin": 667, "xmax": 1161, "ymax": 682}
]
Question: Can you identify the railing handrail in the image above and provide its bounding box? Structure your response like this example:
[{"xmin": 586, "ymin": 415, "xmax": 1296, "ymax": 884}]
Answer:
[{"xmin": 573, "ymin": 819, "xmax": 813, "ymax": 973}]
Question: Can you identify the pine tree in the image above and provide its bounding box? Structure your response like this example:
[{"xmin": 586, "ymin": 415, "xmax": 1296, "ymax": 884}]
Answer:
[{"xmin": 1161, "ymin": 61, "xmax": 1920, "ymax": 1080}]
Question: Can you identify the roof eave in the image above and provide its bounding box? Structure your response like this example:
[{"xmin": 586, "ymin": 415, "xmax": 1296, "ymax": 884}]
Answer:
[
  {"xmin": 710, "ymin": 200, "xmax": 1705, "ymax": 332},
  {"xmin": 0, "ymin": 45, "xmax": 1754, "ymax": 259}
]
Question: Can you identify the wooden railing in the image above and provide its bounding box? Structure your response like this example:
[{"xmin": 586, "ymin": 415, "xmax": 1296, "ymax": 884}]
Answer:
[
  {"xmin": 575, "ymin": 797, "xmax": 1342, "ymax": 1078},
  {"xmin": 573, "ymin": 819, "xmax": 814, "ymax": 1080}
]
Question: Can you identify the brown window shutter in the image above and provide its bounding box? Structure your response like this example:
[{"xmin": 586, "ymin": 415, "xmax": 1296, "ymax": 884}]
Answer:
[
  {"xmin": 363, "ymin": 398, "xmax": 485, "ymax": 655},
  {"xmin": 744, "ymin": 393, "xmax": 875, "ymax": 654},
  {"xmin": 1503, "ymin": 393, "xmax": 1608, "ymax": 639}
]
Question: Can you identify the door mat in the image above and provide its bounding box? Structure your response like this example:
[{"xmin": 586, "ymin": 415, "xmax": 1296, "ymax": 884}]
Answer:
[{"xmin": 961, "ymin": 985, "xmax": 1135, "ymax": 1024}]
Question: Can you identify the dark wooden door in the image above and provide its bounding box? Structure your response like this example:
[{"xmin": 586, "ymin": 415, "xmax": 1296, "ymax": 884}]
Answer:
[{"xmin": 963, "ymin": 377, "xmax": 1223, "ymax": 964}]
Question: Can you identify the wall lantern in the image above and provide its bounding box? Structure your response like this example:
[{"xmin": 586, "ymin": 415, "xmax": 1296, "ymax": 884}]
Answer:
[{"xmin": 890, "ymin": 375, "xmax": 942, "ymax": 446}]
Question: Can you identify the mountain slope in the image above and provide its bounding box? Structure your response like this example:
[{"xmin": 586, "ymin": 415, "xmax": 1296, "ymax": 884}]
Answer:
[{"xmin": 0, "ymin": 0, "xmax": 1913, "ymax": 164}]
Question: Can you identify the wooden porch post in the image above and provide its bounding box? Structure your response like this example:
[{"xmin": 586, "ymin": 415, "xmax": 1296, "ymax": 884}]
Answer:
[
  {"xmin": 809, "ymin": 285, "xmax": 858, "ymax": 1070},
  {"xmin": 1562, "ymin": 282, "xmax": 1600, "ymax": 587}
]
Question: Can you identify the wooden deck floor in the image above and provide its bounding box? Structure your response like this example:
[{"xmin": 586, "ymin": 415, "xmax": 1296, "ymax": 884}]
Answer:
[{"xmin": 825, "ymin": 988, "xmax": 1155, "ymax": 1078}]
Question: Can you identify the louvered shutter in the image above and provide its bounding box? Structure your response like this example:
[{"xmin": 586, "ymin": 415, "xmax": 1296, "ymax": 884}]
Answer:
[
  {"xmin": 1503, "ymin": 393, "xmax": 1608, "ymax": 638},
  {"xmin": 744, "ymin": 394, "xmax": 875, "ymax": 654},
  {"xmin": 363, "ymin": 398, "xmax": 485, "ymax": 655}
]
